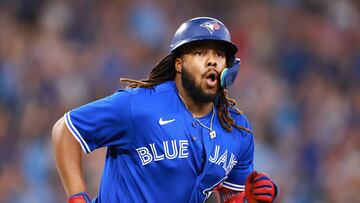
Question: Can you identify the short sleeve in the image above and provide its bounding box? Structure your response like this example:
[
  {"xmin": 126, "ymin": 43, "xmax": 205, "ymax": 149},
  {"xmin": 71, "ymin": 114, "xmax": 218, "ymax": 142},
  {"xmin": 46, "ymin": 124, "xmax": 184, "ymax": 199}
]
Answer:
[
  {"xmin": 64, "ymin": 90, "xmax": 133, "ymax": 153},
  {"xmin": 222, "ymin": 116, "xmax": 254, "ymax": 191}
]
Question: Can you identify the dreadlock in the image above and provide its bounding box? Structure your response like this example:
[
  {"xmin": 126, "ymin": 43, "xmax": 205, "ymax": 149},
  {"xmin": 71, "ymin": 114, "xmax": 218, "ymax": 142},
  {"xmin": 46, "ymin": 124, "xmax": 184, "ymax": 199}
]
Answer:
[
  {"xmin": 120, "ymin": 54, "xmax": 176, "ymax": 88},
  {"xmin": 217, "ymin": 89, "xmax": 251, "ymax": 133},
  {"xmin": 120, "ymin": 53, "xmax": 251, "ymax": 133}
]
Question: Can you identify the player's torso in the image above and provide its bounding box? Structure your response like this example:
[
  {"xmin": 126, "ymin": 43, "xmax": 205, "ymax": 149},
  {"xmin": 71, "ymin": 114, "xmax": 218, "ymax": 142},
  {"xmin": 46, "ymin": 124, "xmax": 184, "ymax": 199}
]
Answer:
[{"xmin": 98, "ymin": 82, "xmax": 244, "ymax": 203}]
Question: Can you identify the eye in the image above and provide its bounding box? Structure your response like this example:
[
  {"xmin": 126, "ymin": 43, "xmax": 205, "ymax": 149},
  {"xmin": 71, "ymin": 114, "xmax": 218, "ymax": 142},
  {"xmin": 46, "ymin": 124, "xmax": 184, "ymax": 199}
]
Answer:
[
  {"xmin": 193, "ymin": 51, "xmax": 206, "ymax": 56},
  {"xmin": 216, "ymin": 52, "xmax": 225, "ymax": 58}
]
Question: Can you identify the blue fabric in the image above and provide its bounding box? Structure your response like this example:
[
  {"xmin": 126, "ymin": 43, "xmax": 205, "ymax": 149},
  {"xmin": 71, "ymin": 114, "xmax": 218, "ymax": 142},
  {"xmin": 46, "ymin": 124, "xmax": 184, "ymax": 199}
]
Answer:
[{"xmin": 65, "ymin": 81, "xmax": 254, "ymax": 203}]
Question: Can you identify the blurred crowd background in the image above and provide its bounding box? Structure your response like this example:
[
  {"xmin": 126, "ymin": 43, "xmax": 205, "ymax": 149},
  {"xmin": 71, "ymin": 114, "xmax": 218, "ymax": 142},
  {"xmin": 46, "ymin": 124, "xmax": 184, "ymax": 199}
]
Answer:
[{"xmin": 0, "ymin": 0, "xmax": 359, "ymax": 202}]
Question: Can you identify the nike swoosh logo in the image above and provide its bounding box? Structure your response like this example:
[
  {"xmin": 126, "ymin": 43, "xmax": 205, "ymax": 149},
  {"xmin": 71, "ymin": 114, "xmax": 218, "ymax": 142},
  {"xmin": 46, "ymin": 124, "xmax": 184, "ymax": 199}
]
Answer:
[{"xmin": 159, "ymin": 118, "xmax": 175, "ymax": 125}]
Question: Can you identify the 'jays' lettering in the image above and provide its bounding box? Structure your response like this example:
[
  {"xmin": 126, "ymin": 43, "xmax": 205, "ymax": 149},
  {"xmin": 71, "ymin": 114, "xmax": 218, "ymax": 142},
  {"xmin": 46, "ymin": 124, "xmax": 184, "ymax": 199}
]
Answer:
[{"xmin": 209, "ymin": 145, "xmax": 237, "ymax": 175}]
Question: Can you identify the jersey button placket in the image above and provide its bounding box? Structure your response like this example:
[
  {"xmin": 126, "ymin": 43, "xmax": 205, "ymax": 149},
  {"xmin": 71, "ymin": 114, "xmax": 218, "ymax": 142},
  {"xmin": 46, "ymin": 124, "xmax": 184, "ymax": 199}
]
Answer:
[{"xmin": 191, "ymin": 122, "xmax": 198, "ymax": 141}]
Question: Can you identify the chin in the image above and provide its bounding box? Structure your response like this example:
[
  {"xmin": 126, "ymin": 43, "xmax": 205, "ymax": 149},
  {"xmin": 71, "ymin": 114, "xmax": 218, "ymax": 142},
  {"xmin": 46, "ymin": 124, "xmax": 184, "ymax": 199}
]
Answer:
[
  {"xmin": 203, "ymin": 90, "xmax": 218, "ymax": 101},
  {"xmin": 203, "ymin": 84, "xmax": 219, "ymax": 94},
  {"xmin": 206, "ymin": 90, "xmax": 218, "ymax": 97}
]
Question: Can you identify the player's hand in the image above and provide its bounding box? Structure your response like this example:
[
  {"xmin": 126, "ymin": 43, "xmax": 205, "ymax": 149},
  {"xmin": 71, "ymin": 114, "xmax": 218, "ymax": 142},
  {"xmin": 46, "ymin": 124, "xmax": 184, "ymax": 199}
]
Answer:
[
  {"xmin": 245, "ymin": 171, "xmax": 279, "ymax": 203},
  {"xmin": 68, "ymin": 192, "xmax": 91, "ymax": 203}
]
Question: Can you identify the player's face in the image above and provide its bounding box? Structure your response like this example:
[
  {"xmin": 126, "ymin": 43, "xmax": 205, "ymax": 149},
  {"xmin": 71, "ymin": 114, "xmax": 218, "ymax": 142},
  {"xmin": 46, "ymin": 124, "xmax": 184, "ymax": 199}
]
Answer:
[{"xmin": 177, "ymin": 41, "xmax": 227, "ymax": 103}]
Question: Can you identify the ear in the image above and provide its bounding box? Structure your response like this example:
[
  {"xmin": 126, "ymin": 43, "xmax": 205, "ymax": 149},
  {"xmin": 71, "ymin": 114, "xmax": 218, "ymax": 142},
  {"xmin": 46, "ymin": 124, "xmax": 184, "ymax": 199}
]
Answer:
[{"xmin": 175, "ymin": 57, "xmax": 182, "ymax": 73}]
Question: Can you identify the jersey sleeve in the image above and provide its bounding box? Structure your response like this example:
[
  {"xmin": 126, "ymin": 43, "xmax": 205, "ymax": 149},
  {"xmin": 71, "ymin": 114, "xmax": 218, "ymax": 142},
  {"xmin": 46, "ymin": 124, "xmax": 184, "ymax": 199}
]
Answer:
[
  {"xmin": 64, "ymin": 90, "xmax": 133, "ymax": 153},
  {"xmin": 222, "ymin": 116, "xmax": 254, "ymax": 192}
]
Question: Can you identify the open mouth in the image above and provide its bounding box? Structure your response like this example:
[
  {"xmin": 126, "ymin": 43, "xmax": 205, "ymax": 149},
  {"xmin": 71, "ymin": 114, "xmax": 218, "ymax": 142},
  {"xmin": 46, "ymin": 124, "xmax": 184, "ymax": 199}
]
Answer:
[
  {"xmin": 204, "ymin": 71, "xmax": 218, "ymax": 87},
  {"xmin": 209, "ymin": 73, "xmax": 216, "ymax": 82}
]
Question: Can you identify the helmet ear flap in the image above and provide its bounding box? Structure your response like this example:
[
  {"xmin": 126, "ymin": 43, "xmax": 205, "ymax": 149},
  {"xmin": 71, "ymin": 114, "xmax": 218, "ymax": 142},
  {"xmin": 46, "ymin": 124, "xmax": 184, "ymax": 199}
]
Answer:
[{"xmin": 220, "ymin": 58, "xmax": 241, "ymax": 88}]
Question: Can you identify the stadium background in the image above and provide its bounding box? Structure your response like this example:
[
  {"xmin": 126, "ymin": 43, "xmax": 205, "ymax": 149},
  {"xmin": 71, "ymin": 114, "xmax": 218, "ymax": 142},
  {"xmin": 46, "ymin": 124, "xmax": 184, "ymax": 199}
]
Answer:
[{"xmin": 0, "ymin": 0, "xmax": 359, "ymax": 202}]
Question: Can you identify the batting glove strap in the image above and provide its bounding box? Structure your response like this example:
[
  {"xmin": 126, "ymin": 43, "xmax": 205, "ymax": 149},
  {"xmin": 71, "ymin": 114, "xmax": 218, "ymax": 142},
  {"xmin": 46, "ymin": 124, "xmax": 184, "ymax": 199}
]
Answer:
[{"xmin": 68, "ymin": 192, "xmax": 91, "ymax": 203}]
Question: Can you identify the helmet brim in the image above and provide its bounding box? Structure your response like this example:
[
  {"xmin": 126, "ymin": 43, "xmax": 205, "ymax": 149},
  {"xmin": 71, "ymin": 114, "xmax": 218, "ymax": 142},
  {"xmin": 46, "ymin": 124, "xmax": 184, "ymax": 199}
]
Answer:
[{"xmin": 170, "ymin": 37, "xmax": 238, "ymax": 57}]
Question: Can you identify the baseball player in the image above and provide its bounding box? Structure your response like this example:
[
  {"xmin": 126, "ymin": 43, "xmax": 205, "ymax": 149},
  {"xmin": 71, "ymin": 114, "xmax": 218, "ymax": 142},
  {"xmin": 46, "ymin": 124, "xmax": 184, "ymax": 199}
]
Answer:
[{"xmin": 52, "ymin": 17, "xmax": 279, "ymax": 203}]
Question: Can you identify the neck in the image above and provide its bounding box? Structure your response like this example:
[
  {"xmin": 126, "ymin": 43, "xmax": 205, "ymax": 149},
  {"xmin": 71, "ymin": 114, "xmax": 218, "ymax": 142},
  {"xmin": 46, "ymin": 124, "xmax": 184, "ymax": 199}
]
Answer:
[{"xmin": 176, "ymin": 79, "xmax": 213, "ymax": 117}]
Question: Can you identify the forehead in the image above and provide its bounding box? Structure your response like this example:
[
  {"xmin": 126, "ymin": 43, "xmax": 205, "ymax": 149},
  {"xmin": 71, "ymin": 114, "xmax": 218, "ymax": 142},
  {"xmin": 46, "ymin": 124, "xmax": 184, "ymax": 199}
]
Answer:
[{"xmin": 178, "ymin": 40, "xmax": 226, "ymax": 54}]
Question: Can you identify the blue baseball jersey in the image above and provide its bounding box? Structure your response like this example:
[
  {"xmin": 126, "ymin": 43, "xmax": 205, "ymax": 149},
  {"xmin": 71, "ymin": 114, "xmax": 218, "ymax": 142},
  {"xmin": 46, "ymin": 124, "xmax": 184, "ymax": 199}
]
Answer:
[{"xmin": 64, "ymin": 81, "xmax": 254, "ymax": 203}]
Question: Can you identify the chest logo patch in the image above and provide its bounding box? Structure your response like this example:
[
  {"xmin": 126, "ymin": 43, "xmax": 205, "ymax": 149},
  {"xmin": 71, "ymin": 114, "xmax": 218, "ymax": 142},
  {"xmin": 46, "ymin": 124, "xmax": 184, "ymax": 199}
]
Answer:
[{"xmin": 159, "ymin": 117, "xmax": 175, "ymax": 125}]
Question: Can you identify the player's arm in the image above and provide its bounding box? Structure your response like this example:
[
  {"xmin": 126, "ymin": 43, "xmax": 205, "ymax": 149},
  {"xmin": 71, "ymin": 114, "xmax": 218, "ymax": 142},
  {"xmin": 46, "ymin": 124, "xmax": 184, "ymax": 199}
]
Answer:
[
  {"xmin": 52, "ymin": 117, "xmax": 91, "ymax": 203},
  {"xmin": 52, "ymin": 91, "xmax": 133, "ymax": 202},
  {"xmin": 210, "ymin": 171, "xmax": 279, "ymax": 203}
]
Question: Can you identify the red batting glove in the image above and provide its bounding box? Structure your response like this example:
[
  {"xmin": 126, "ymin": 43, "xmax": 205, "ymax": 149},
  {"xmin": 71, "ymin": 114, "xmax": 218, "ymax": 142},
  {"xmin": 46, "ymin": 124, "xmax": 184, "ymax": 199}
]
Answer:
[
  {"xmin": 68, "ymin": 192, "xmax": 91, "ymax": 203},
  {"xmin": 245, "ymin": 171, "xmax": 279, "ymax": 203},
  {"xmin": 207, "ymin": 185, "xmax": 246, "ymax": 203}
]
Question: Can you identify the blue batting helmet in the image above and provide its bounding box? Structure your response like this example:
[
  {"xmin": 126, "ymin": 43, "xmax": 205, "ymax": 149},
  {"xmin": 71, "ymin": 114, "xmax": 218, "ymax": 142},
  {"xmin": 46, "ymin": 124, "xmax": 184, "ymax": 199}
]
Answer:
[
  {"xmin": 170, "ymin": 17, "xmax": 240, "ymax": 88},
  {"xmin": 170, "ymin": 17, "xmax": 238, "ymax": 57}
]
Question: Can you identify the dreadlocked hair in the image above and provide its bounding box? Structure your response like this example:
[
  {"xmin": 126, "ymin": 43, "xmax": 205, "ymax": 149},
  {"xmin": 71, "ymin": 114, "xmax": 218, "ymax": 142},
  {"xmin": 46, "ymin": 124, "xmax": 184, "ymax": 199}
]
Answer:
[
  {"xmin": 120, "ymin": 54, "xmax": 176, "ymax": 88},
  {"xmin": 120, "ymin": 52, "xmax": 251, "ymax": 134},
  {"xmin": 217, "ymin": 89, "xmax": 251, "ymax": 133}
]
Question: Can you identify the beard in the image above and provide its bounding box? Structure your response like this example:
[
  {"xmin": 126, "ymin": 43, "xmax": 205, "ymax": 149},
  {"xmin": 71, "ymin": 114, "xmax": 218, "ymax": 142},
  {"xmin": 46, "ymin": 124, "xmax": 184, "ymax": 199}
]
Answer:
[{"xmin": 181, "ymin": 66, "xmax": 218, "ymax": 103}]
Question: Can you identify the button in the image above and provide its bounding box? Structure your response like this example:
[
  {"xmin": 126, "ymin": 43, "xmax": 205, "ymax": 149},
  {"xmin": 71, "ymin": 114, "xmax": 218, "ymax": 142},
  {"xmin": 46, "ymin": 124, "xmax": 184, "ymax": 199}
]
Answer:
[
  {"xmin": 192, "ymin": 135, "xmax": 197, "ymax": 141},
  {"xmin": 192, "ymin": 122, "xmax": 197, "ymax": 127}
]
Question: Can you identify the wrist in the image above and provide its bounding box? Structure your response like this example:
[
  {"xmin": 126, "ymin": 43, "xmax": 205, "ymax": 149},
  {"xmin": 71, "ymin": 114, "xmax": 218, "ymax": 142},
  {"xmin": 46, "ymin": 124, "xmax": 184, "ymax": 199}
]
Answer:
[{"xmin": 68, "ymin": 192, "xmax": 91, "ymax": 203}]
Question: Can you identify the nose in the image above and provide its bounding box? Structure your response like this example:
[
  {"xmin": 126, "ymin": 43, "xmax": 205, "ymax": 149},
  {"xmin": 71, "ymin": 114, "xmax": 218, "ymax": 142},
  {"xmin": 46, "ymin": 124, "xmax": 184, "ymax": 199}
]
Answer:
[{"xmin": 206, "ymin": 53, "xmax": 217, "ymax": 68}]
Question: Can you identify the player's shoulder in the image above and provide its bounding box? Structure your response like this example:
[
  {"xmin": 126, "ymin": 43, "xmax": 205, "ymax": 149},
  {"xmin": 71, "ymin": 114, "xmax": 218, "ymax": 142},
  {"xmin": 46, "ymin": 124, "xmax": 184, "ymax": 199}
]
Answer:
[
  {"xmin": 118, "ymin": 81, "xmax": 176, "ymax": 96},
  {"xmin": 228, "ymin": 107, "xmax": 252, "ymax": 131},
  {"xmin": 113, "ymin": 81, "xmax": 177, "ymax": 106},
  {"xmin": 153, "ymin": 81, "xmax": 177, "ymax": 94}
]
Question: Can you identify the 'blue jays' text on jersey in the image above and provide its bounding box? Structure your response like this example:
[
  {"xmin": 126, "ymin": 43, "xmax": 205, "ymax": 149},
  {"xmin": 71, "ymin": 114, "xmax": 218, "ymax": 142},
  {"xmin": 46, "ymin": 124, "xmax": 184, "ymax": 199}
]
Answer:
[{"xmin": 64, "ymin": 81, "xmax": 254, "ymax": 203}]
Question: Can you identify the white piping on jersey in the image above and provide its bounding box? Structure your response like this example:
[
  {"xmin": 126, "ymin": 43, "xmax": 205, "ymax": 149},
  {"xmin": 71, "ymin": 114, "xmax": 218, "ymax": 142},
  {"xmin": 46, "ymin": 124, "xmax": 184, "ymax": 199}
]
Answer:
[
  {"xmin": 64, "ymin": 112, "xmax": 91, "ymax": 153},
  {"xmin": 202, "ymin": 176, "xmax": 229, "ymax": 203},
  {"xmin": 222, "ymin": 181, "xmax": 245, "ymax": 191}
]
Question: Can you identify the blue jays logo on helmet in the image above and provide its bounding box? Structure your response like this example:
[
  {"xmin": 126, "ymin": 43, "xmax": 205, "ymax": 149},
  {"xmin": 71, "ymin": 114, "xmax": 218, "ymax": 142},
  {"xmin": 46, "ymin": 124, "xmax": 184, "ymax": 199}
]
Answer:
[{"xmin": 200, "ymin": 21, "xmax": 221, "ymax": 34}]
